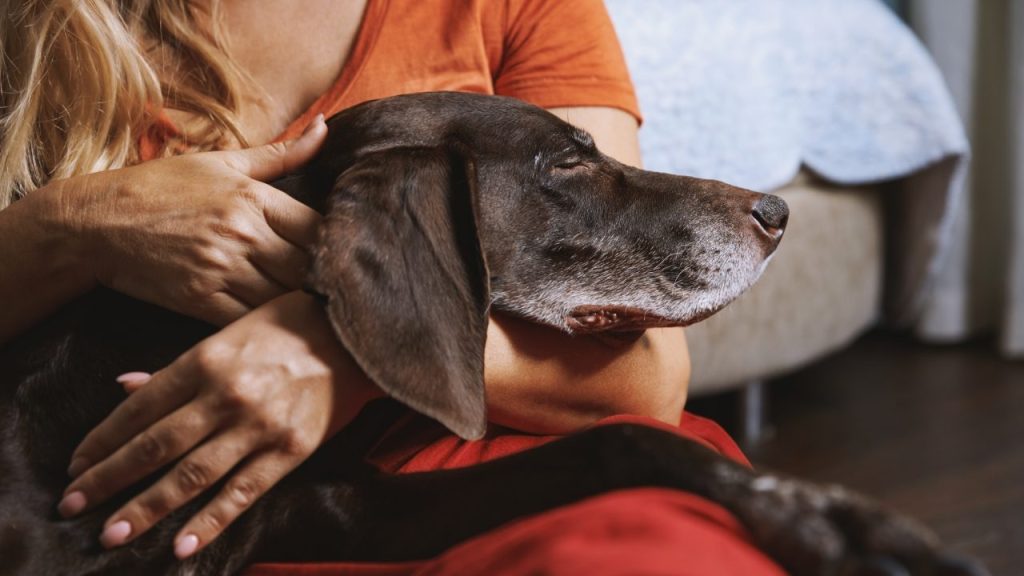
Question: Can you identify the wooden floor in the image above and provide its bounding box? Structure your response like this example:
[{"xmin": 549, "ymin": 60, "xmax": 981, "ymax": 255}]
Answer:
[{"xmin": 687, "ymin": 330, "xmax": 1024, "ymax": 575}]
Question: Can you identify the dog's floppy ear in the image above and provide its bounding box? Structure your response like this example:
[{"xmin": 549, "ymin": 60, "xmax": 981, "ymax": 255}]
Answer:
[{"xmin": 307, "ymin": 146, "xmax": 490, "ymax": 440}]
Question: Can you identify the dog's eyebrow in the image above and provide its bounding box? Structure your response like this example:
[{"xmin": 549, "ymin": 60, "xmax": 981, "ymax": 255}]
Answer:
[{"xmin": 569, "ymin": 127, "xmax": 596, "ymax": 151}]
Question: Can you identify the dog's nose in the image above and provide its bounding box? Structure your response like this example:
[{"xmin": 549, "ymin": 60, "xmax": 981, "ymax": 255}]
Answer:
[{"xmin": 751, "ymin": 194, "xmax": 789, "ymax": 236}]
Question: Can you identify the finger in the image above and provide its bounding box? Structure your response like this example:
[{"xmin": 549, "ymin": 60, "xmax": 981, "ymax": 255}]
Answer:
[
  {"xmin": 224, "ymin": 263, "xmax": 290, "ymax": 309},
  {"xmin": 173, "ymin": 452, "xmax": 297, "ymax": 559},
  {"xmin": 116, "ymin": 372, "xmax": 152, "ymax": 394},
  {"xmin": 67, "ymin": 368, "xmax": 195, "ymax": 479},
  {"xmin": 221, "ymin": 114, "xmax": 327, "ymax": 182},
  {"xmin": 258, "ymin": 187, "xmax": 323, "ymax": 251},
  {"xmin": 61, "ymin": 401, "xmax": 217, "ymax": 516},
  {"xmin": 98, "ymin": 428, "xmax": 253, "ymax": 549},
  {"xmin": 193, "ymin": 291, "xmax": 253, "ymax": 327},
  {"xmin": 247, "ymin": 232, "xmax": 312, "ymax": 291}
]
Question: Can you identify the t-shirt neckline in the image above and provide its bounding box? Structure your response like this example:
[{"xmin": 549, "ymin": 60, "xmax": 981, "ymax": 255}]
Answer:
[{"xmin": 272, "ymin": 0, "xmax": 389, "ymax": 143}]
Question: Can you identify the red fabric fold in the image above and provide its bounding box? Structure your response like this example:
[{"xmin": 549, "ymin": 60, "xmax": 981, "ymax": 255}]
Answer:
[{"xmin": 242, "ymin": 412, "xmax": 784, "ymax": 576}]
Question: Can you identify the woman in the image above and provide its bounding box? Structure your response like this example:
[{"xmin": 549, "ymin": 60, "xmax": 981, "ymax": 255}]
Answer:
[{"xmin": 0, "ymin": 0, "xmax": 698, "ymax": 565}]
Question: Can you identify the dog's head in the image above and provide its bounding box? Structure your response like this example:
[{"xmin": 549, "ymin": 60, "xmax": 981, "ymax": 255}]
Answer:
[{"xmin": 282, "ymin": 92, "xmax": 787, "ymax": 439}]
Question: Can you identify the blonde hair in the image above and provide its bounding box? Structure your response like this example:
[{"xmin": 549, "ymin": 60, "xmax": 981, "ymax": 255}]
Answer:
[{"xmin": 0, "ymin": 0, "xmax": 249, "ymax": 209}]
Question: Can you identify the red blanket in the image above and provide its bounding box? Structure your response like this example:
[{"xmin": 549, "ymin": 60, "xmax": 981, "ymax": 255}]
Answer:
[{"xmin": 244, "ymin": 413, "xmax": 785, "ymax": 576}]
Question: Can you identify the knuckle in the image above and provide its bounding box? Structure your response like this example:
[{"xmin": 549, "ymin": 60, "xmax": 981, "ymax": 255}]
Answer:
[
  {"xmin": 264, "ymin": 141, "xmax": 290, "ymax": 163},
  {"xmin": 207, "ymin": 198, "xmax": 236, "ymax": 221},
  {"xmin": 191, "ymin": 342, "xmax": 229, "ymax": 377},
  {"xmin": 234, "ymin": 188, "xmax": 270, "ymax": 221},
  {"xmin": 218, "ymin": 391, "xmax": 247, "ymax": 413},
  {"xmin": 136, "ymin": 492, "xmax": 173, "ymax": 524},
  {"xmin": 176, "ymin": 459, "xmax": 212, "ymax": 494},
  {"xmin": 278, "ymin": 429, "xmax": 314, "ymax": 456},
  {"xmin": 180, "ymin": 274, "xmax": 213, "ymax": 301},
  {"xmin": 231, "ymin": 179, "xmax": 260, "ymax": 200},
  {"xmin": 218, "ymin": 377, "xmax": 259, "ymax": 412},
  {"xmin": 179, "ymin": 259, "xmax": 229, "ymax": 298},
  {"xmin": 211, "ymin": 212, "xmax": 258, "ymax": 245},
  {"xmin": 191, "ymin": 238, "xmax": 234, "ymax": 272},
  {"xmin": 246, "ymin": 412, "xmax": 270, "ymax": 434},
  {"xmin": 132, "ymin": 431, "xmax": 168, "ymax": 465},
  {"xmin": 198, "ymin": 510, "xmax": 226, "ymax": 535},
  {"xmin": 226, "ymin": 476, "xmax": 262, "ymax": 510}
]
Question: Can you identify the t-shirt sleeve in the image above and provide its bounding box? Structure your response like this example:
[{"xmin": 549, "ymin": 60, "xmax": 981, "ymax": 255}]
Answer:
[{"xmin": 495, "ymin": 0, "xmax": 641, "ymax": 122}]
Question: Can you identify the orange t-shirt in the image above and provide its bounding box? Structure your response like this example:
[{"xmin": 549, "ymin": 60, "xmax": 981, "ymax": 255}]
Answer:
[
  {"xmin": 275, "ymin": 0, "xmax": 640, "ymax": 138},
  {"xmin": 142, "ymin": 0, "xmax": 640, "ymax": 159}
]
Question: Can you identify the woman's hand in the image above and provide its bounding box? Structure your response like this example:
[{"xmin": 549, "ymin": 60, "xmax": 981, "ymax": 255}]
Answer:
[
  {"xmin": 44, "ymin": 116, "xmax": 328, "ymax": 326},
  {"xmin": 57, "ymin": 291, "xmax": 382, "ymax": 559}
]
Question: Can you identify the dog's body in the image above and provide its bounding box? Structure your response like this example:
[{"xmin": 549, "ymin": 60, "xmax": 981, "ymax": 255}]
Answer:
[{"xmin": 0, "ymin": 93, "xmax": 981, "ymax": 575}]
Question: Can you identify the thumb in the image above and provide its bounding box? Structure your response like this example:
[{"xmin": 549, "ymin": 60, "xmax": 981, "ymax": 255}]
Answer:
[{"xmin": 224, "ymin": 114, "xmax": 328, "ymax": 182}]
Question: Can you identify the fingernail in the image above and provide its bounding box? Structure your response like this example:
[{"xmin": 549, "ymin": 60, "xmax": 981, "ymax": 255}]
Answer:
[
  {"xmin": 67, "ymin": 457, "xmax": 89, "ymax": 478},
  {"xmin": 175, "ymin": 534, "xmax": 200, "ymax": 559},
  {"xmin": 58, "ymin": 491, "xmax": 87, "ymax": 517},
  {"xmin": 115, "ymin": 372, "xmax": 152, "ymax": 385},
  {"xmin": 100, "ymin": 520, "xmax": 132, "ymax": 548}
]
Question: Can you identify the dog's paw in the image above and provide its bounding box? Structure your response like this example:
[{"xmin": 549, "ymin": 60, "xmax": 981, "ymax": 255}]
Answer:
[{"xmin": 732, "ymin": 474, "xmax": 990, "ymax": 576}]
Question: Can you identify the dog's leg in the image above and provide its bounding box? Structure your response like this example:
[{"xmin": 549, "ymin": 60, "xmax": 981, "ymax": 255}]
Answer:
[{"xmin": 267, "ymin": 424, "xmax": 984, "ymax": 576}]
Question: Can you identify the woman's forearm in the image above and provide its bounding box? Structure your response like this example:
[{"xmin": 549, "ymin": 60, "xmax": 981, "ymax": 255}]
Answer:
[
  {"xmin": 1, "ymin": 124, "xmax": 328, "ymax": 345},
  {"xmin": 490, "ymin": 107, "xmax": 690, "ymax": 433},
  {"xmin": 0, "ymin": 181, "xmax": 94, "ymax": 345},
  {"xmin": 484, "ymin": 314, "xmax": 691, "ymax": 434}
]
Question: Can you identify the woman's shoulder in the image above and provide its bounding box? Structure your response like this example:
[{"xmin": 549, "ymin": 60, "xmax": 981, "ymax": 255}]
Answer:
[{"xmin": 300, "ymin": 0, "xmax": 639, "ymax": 131}]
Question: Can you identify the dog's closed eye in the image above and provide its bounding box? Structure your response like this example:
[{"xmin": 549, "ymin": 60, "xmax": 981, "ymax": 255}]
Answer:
[{"xmin": 552, "ymin": 159, "xmax": 587, "ymax": 171}]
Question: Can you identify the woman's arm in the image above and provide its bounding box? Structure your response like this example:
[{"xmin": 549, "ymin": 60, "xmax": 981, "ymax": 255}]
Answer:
[
  {"xmin": 60, "ymin": 292, "xmax": 384, "ymax": 558},
  {"xmin": 0, "ymin": 120, "xmax": 327, "ymax": 347},
  {"xmin": 486, "ymin": 315, "xmax": 690, "ymax": 432},
  {"xmin": 0, "ymin": 185, "xmax": 95, "ymax": 345},
  {"xmin": 485, "ymin": 106, "xmax": 691, "ymax": 432}
]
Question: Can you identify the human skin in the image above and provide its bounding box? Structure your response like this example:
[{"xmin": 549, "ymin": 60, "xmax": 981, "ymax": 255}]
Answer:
[{"xmin": 0, "ymin": 0, "xmax": 690, "ymax": 560}]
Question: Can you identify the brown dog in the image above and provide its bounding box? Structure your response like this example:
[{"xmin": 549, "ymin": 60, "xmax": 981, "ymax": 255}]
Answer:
[
  {"xmin": 290, "ymin": 92, "xmax": 788, "ymax": 439},
  {"xmin": 0, "ymin": 92, "xmax": 984, "ymax": 576}
]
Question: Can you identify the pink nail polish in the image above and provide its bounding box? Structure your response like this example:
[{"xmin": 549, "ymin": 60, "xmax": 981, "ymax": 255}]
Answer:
[
  {"xmin": 115, "ymin": 372, "xmax": 152, "ymax": 385},
  {"xmin": 58, "ymin": 491, "xmax": 87, "ymax": 517},
  {"xmin": 175, "ymin": 534, "xmax": 200, "ymax": 559},
  {"xmin": 100, "ymin": 520, "xmax": 132, "ymax": 548}
]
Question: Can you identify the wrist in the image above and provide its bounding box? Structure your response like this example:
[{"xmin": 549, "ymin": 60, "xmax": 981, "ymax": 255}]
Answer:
[
  {"xmin": 24, "ymin": 179, "xmax": 98, "ymax": 293},
  {"xmin": 268, "ymin": 291, "xmax": 386, "ymax": 434}
]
